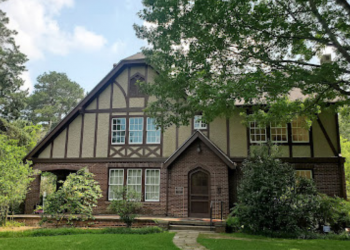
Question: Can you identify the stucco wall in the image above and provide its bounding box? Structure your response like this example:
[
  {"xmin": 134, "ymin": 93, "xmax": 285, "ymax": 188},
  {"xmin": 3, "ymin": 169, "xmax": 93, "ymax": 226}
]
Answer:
[
  {"xmin": 210, "ymin": 117, "xmax": 227, "ymax": 154},
  {"xmin": 66, "ymin": 115, "xmax": 82, "ymax": 158},
  {"xmin": 52, "ymin": 129, "xmax": 66, "ymax": 158},
  {"xmin": 38, "ymin": 144, "xmax": 51, "ymax": 159},
  {"xmin": 229, "ymin": 112, "xmax": 248, "ymax": 157},
  {"xmin": 163, "ymin": 125, "xmax": 176, "ymax": 157},
  {"xmin": 313, "ymin": 110, "xmax": 337, "ymax": 157},
  {"xmin": 81, "ymin": 114, "xmax": 95, "ymax": 158},
  {"xmin": 98, "ymin": 85, "xmax": 111, "ymax": 109},
  {"xmin": 96, "ymin": 113, "xmax": 109, "ymax": 158}
]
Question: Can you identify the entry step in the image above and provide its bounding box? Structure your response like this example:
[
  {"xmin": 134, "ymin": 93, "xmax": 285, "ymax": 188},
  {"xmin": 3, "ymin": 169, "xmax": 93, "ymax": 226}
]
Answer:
[{"xmin": 169, "ymin": 225, "xmax": 215, "ymax": 231}]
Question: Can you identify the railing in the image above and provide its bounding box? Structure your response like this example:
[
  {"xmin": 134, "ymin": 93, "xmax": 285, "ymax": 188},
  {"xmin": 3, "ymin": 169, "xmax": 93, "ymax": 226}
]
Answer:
[{"xmin": 210, "ymin": 200, "xmax": 224, "ymax": 226}]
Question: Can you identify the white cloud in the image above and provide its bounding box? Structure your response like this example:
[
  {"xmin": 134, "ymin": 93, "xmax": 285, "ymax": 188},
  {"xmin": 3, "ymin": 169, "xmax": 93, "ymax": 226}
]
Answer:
[
  {"xmin": 1, "ymin": 0, "xmax": 107, "ymax": 60},
  {"xmin": 20, "ymin": 71, "xmax": 34, "ymax": 93},
  {"xmin": 111, "ymin": 40, "xmax": 127, "ymax": 54}
]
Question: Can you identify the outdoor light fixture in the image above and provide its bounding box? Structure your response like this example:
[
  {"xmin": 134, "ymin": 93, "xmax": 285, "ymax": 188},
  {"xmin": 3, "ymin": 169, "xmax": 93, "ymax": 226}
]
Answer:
[{"xmin": 197, "ymin": 142, "xmax": 201, "ymax": 153}]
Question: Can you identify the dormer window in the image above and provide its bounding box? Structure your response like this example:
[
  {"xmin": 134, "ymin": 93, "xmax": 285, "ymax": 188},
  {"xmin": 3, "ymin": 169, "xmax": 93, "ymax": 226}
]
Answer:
[
  {"xmin": 129, "ymin": 73, "xmax": 145, "ymax": 97},
  {"xmin": 194, "ymin": 115, "xmax": 207, "ymax": 130}
]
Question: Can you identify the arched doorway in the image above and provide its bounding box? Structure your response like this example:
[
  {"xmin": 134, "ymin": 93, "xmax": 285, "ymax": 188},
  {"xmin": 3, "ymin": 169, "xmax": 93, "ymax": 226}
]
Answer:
[{"xmin": 189, "ymin": 168, "xmax": 210, "ymax": 218}]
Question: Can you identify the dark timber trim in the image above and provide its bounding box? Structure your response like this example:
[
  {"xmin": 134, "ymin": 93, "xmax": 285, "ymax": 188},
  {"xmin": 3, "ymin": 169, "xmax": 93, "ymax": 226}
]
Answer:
[
  {"xmin": 287, "ymin": 123, "xmax": 293, "ymax": 157},
  {"xmin": 316, "ymin": 115, "xmax": 338, "ymax": 156},
  {"xmin": 50, "ymin": 141, "xmax": 54, "ymax": 158},
  {"xmin": 79, "ymin": 113, "xmax": 85, "ymax": 158},
  {"xmin": 335, "ymin": 113, "xmax": 341, "ymax": 154},
  {"xmin": 226, "ymin": 118, "xmax": 230, "ymax": 155},
  {"xmin": 93, "ymin": 96, "xmax": 99, "ymax": 158},
  {"xmin": 64, "ymin": 125, "xmax": 69, "ymax": 158},
  {"xmin": 24, "ymin": 57, "xmax": 147, "ymax": 161},
  {"xmin": 164, "ymin": 130, "xmax": 236, "ymax": 169},
  {"xmin": 32, "ymin": 158, "xmax": 167, "ymax": 163},
  {"xmin": 309, "ymin": 126, "xmax": 314, "ymax": 157}
]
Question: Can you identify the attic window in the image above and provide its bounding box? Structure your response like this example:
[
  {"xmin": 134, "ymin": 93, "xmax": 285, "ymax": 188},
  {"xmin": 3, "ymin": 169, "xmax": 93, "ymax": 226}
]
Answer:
[
  {"xmin": 129, "ymin": 74, "xmax": 145, "ymax": 97},
  {"xmin": 194, "ymin": 115, "xmax": 207, "ymax": 130}
]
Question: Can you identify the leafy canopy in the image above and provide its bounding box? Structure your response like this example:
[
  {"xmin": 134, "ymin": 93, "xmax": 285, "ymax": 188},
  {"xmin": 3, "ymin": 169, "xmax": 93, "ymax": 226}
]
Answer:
[
  {"xmin": 135, "ymin": 0, "xmax": 350, "ymax": 127},
  {"xmin": 0, "ymin": 134, "xmax": 34, "ymax": 226},
  {"xmin": 27, "ymin": 71, "xmax": 85, "ymax": 130},
  {"xmin": 0, "ymin": 2, "xmax": 28, "ymax": 120}
]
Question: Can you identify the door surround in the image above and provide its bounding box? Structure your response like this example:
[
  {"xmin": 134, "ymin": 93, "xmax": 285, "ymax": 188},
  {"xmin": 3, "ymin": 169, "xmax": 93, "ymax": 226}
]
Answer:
[{"xmin": 188, "ymin": 167, "xmax": 211, "ymax": 218}]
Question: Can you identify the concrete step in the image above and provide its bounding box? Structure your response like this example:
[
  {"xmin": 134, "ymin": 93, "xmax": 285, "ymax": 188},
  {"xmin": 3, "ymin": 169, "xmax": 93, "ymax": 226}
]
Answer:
[
  {"xmin": 169, "ymin": 225, "xmax": 215, "ymax": 231},
  {"xmin": 169, "ymin": 220, "xmax": 212, "ymax": 226}
]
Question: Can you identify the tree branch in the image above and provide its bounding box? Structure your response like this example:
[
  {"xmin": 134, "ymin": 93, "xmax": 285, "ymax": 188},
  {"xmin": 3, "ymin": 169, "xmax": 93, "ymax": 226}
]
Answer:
[
  {"xmin": 309, "ymin": 0, "xmax": 350, "ymax": 64},
  {"xmin": 335, "ymin": 0, "xmax": 350, "ymax": 16}
]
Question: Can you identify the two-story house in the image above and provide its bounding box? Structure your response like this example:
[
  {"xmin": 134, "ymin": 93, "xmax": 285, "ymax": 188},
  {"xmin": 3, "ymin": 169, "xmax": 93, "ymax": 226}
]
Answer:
[{"xmin": 24, "ymin": 53, "xmax": 347, "ymax": 219}]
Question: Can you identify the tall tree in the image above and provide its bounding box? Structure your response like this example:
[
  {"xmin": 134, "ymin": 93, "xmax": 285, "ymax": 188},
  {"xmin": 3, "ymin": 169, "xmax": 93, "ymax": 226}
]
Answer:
[
  {"xmin": 0, "ymin": 1, "xmax": 28, "ymax": 120},
  {"xmin": 135, "ymin": 0, "xmax": 350, "ymax": 127},
  {"xmin": 28, "ymin": 71, "xmax": 85, "ymax": 130}
]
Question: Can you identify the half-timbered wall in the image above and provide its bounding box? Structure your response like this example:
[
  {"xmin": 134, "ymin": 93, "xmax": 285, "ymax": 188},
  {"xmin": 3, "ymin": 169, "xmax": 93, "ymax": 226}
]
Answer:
[{"xmin": 37, "ymin": 64, "xmax": 341, "ymax": 160}]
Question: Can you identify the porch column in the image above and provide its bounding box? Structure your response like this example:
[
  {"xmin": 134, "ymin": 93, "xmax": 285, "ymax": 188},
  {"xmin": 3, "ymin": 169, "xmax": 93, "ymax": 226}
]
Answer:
[{"xmin": 24, "ymin": 174, "xmax": 41, "ymax": 214}]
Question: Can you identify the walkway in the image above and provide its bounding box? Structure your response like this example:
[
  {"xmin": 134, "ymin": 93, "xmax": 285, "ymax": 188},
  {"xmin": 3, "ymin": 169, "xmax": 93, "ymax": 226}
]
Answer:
[{"xmin": 172, "ymin": 230, "xmax": 209, "ymax": 250}]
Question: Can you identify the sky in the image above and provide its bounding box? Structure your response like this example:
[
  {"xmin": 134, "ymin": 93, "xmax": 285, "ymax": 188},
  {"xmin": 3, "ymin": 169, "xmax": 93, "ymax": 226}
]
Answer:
[{"xmin": 1, "ymin": 0, "xmax": 147, "ymax": 93}]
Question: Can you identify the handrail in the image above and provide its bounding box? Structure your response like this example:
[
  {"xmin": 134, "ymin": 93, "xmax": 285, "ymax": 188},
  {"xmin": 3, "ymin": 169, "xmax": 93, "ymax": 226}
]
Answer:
[{"xmin": 210, "ymin": 200, "xmax": 224, "ymax": 226}]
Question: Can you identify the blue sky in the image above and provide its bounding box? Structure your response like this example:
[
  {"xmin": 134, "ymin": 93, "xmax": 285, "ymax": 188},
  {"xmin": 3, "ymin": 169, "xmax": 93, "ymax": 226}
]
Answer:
[{"xmin": 1, "ymin": 0, "xmax": 147, "ymax": 93}]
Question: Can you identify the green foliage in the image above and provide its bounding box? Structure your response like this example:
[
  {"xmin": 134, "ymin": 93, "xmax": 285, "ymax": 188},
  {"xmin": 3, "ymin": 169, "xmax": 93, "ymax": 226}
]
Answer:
[
  {"xmin": 0, "ymin": 118, "xmax": 43, "ymax": 151},
  {"xmin": 43, "ymin": 168, "xmax": 102, "ymax": 225},
  {"xmin": 135, "ymin": 0, "xmax": 350, "ymax": 127},
  {"xmin": 233, "ymin": 145, "xmax": 350, "ymax": 235},
  {"xmin": 0, "ymin": 5, "xmax": 28, "ymax": 120},
  {"xmin": 0, "ymin": 134, "xmax": 34, "ymax": 226},
  {"xmin": 40, "ymin": 172, "xmax": 57, "ymax": 197},
  {"xmin": 313, "ymin": 194, "xmax": 350, "ymax": 233},
  {"xmin": 340, "ymin": 137, "xmax": 350, "ymax": 197},
  {"xmin": 0, "ymin": 227, "xmax": 163, "ymax": 238},
  {"xmin": 108, "ymin": 188, "xmax": 143, "ymax": 228},
  {"xmin": 27, "ymin": 71, "xmax": 85, "ymax": 130},
  {"xmin": 226, "ymin": 216, "xmax": 241, "ymax": 233}
]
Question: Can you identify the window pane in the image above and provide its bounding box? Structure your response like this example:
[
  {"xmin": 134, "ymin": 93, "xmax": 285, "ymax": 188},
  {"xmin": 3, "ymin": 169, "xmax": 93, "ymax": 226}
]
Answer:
[
  {"xmin": 129, "ymin": 118, "xmax": 143, "ymax": 144},
  {"xmin": 250, "ymin": 122, "xmax": 266, "ymax": 143},
  {"xmin": 146, "ymin": 118, "xmax": 161, "ymax": 144},
  {"xmin": 111, "ymin": 118, "xmax": 126, "ymax": 144},
  {"xmin": 109, "ymin": 169, "xmax": 124, "ymax": 200},
  {"xmin": 292, "ymin": 117, "xmax": 309, "ymax": 142},
  {"xmin": 145, "ymin": 169, "xmax": 160, "ymax": 201},
  {"xmin": 270, "ymin": 122, "xmax": 288, "ymax": 143},
  {"xmin": 127, "ymin": 169, "xmax": 142, "ymax": 196},
  {"xmin": 194, "ymin": 115, "xmax": 207, "ymax": 130}
]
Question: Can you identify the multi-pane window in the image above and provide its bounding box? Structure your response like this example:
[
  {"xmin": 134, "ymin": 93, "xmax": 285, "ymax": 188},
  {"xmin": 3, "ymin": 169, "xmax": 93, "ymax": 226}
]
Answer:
[
  {"xmin": 108, "ymin": 169, "xmax": 124, "ymax": 200},
  {"xmin": 270, "ymin": 123, "xmax": 288, "ymax": 143},
  {"xmin": 194, "ymin": 115, "xmax": 207, "ymax": 130},
  {"xmin": 249, "ymin": 122, "xmax": 267, "ymax": 143},
  {"xmin": 292, "ymin": 117, "xmax": 309, "ymax": 142},
  {"xmin": 111, "ymin": 118, "xmax": 126, "ymax": 144},
  {"xmin": 129, "ymin": 118, "xmax": 143, "ymax": 144},
  {"xmin": 145, "ymin": 169, "xmax": 160, "ymax": 201},
  {"xmin": 146, "ymin": 118, "xmax": 161, "ymax": 144},
  {"xmin": 296, "ymin": 170, "xmax": 312, "ymax": 179},
  {"xmin": 127, "ymin": 169, "xmax": 142, "ymax": 195}
]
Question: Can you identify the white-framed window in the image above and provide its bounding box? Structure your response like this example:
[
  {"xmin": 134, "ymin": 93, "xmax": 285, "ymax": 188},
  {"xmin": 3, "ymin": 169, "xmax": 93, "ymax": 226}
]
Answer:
[
  {"xmin": 127, "ymin": 169, "xmax": 142, "ymax": 195},
  {"xmin": 292, "ymin": 117, "xmax": 309, "ymax": 142},
  {"xmin": 145, "ymin": 169, "xmax": 160, "ymax": 201},
  {"xmin": 108, "ymin": 169, "xmax": 124, "ymax": 200},
  {"xmin": 111, "ymin": 118, "xmax": 126, "ymax": 144},
  {"xmin": 194, "ymin": 115, "xmax": 207, "ymax": 130},
  {"xmin": 249, "ymin": 122, "xmax": 267, "ymax": 143},
  {"xmin": 270, "ymin": 122, "xmax": 288, "ymax": 143},
  {"xmin": 146, "ymin": 118, "xmax": 161, "ymax": 144},
  {"xmin": 129, "ymin": 117, "xmax": 143, "ymax": 144},
  {"xmin": 296, "ymin": 170, "xmax": 312, "ymax": 179}
]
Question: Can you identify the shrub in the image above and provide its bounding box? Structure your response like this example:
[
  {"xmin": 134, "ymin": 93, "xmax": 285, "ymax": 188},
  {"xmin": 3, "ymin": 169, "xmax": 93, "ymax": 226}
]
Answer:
[
  {"xmin": 226, "ymin": 216, "xmax": 241, "ymax": 233},
  {"xmin": 233, "ymin": 145, "xmax": 319, "ymax": 234},
  {"xmin": 43, "ymin": 168, "xmax": 102, "ymax": 226},
  {"xmin": 108, "ymin": 187, "xmax": 142, "ymax": 228}
]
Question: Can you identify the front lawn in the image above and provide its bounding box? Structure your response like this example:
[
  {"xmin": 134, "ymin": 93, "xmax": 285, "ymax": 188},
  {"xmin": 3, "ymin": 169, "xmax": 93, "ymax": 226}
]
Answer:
[
  {"xmin": 0, "ymin": 233, "xmax": 178, "ymax": 250},
  {"xmin": 198, "ymin": 233, "xmax": 350, "ymax": 250}
]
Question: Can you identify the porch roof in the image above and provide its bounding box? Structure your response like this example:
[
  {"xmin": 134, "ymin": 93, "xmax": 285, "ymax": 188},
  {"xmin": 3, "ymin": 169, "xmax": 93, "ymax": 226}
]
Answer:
[{"xmin": 163, "ymin": 130, "xmax": 236, "ymax": 169}]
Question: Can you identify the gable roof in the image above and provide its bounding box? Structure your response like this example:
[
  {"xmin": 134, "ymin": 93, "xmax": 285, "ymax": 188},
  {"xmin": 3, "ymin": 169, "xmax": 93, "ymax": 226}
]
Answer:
[
  {"xmin": 163, "ymin": 130, "xmax": 236, "ymax": 169},
  {"xmin": 24, "ymin": 53, "xmax": 147, "ymax": 160}
]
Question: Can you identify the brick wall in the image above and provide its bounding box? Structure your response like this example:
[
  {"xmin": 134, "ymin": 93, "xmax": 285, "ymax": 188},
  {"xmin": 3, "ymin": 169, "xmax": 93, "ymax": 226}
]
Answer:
[
  {"xmin": 167, "ymin": 138, "xmax": 230, "ymax": 219},
  {"xmin": 228, "ymin": 162, "xmax": 346, "ymax": 209},
  {"xmin": 25, "ymin": 162, "xmax": 167, "ymax": 215}
]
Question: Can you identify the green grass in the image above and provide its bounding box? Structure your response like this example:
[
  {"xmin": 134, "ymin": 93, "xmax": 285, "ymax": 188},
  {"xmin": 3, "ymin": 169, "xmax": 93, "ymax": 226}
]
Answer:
[
  {"xmin": 0, "ymin": 226, "xmax": 163, "ymax": 238},
  {"xmin": 198, "ymin": 233, "xmax": 350, "ymax": 250},
  {"xmin": 0, "ymin": 233, "xmax": 178, "ymax": 250}
]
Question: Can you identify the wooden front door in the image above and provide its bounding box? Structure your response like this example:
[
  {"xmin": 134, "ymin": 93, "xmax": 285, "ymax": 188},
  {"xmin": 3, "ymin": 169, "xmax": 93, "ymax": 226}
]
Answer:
[{"xmin": 189, "ymin": 169, "xmax": 210, "ymax": 218}]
